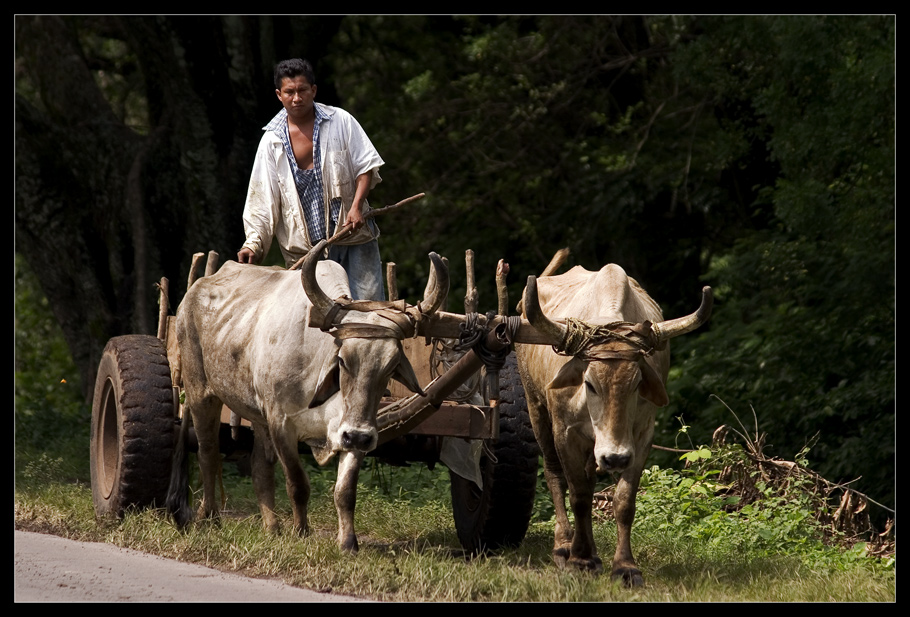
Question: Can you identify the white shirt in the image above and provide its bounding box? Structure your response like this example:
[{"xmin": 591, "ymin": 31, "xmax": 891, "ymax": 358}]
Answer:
[{"xmin": 241, "ymin": 103, "xmax": 384, "ymax": 267}]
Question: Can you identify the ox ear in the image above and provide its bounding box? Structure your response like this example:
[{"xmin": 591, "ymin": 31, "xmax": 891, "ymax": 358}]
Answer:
[
  {"xmin": 391, "ymin": 346, "xmax": 425, "ymax": 396},
  {"xmin": 545, "ymin": 359, "xmax": 586, "ymax": 411},
  {"xmin": 545, "ymin": 357, "xmax": 585, "ymax": 394},
  {"xmin": 546, "ymin": 357, "xmax": 585, "ymax": 391},
  {"xmin": 309, "ymin": 354, "xmax": 341, "ymax": 409},
  {"xmin": 638, "ymin": 359, "xmax": 669, "ymax": 407}
]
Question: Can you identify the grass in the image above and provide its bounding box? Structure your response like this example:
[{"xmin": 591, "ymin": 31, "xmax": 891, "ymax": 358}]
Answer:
[{"xmin": 14, "ymin": 427, "xmax": 895, "ymax": 602}]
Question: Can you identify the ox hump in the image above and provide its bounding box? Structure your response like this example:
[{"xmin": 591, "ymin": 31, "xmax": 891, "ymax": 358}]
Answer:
[{"xmin": 535, "ymin": 264, "xmax": 661, "ymax": 324}]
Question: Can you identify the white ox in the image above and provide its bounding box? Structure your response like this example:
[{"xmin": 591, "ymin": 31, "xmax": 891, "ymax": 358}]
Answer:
[
  {"xmin": 166, "ymin": 240, "xmax": 447, "ymax": 552},
  {"xmin": 516, "ymin": 264, "xmax": 711, "ymax": 586}
]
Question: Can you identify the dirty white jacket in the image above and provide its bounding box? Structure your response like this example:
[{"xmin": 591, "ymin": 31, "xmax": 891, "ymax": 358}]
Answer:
[{"xmin": 241, "ymin": 103, "xmax": 384, "ymax": 266}]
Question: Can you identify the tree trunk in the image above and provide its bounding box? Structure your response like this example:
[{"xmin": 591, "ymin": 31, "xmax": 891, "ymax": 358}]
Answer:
[{"xmin": 15, "ymin": 15, "xmax": 344, "ymax": 401}]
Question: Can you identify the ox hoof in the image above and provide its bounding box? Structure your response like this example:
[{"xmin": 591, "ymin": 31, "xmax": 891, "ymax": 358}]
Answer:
[
  {"xmin": 340, "ymin": 537, "xmax": 359, "ymax": 554},
  {"xmin": 568, "ymin": 555, "xmax": 604, "ymax": 574},
  {"xmin": 553, "ymin": 547, "xmax": 571, "ymax": 569},
  {"xmin": 262, "ymin": 520, "xmax": 280, "ymax": 535},
  {"xmin": 169, "ymin": 506, "xmax": 194, "ymax": 530},
  {"xmin": 611, "ymin": 566, "xmax": 644, "ymax": 588}
]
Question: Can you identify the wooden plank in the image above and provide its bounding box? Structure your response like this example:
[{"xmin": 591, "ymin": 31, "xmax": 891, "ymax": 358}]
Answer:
[
  {"xmin": 385, "ymin": 400, "xmax": 497, "ymax": 439},
  {"xmin": 387, "ymin": 337, "xmax": 436, "ymax": 399}
]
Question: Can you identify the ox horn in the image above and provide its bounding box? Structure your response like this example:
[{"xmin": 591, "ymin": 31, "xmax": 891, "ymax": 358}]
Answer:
[
  {"xmin": 417, "ymin": 252, "xmax": 449, "ymax": 315},
  {"xmin": 652, "ymin": 286, "xmax": 714, "ymax": 345},
  {"xmin": 522, "ymin": 275, "xmax": 567, "ymax": 346},
  {"xmin": 300, "ymin": 239, "xmax": 335, "ymax": 320}
]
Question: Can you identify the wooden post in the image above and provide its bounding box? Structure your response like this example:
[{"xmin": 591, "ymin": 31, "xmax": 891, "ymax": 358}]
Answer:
[
  {"xmin": 542, "ymin": 247, "xmax": 570, "ymax": 276},
  {"xmin": 464, "ymin": 249, "xmax": 478, "ymax": 314},
  {"xmin": 515, "ymin": 247, "xmax": 570, "ymax": 315},
  {"xmin": 156, "ymin": 277, "xmax": 169, "ymax": 341},
  {"xmin": 187, "ymin": 252, "xmax": 205, "ymax": 289},
  {"xmin": 205, "ymin": 250, "xmax": 220, "ymax": 277},
  {"xmin": 496, "ymin": 259, "xmax": 509, "ymax": 316},
  {"xmin": 386, "ymin": 262, "xmax": 398, "ymax": 301}
]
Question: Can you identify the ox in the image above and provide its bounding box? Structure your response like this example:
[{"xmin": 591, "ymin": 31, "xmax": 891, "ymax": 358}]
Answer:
[
  {"xmin": 166, "ymin": 239, "xmax": 447, "ymax": 552},
  {"xmin": 516, "ymin": 264, "xmax": 711, "ymax": 586}
]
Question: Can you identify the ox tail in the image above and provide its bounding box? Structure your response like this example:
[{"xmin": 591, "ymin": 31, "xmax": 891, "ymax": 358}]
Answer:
[{"xmin": 165, "ymin": 410, "xmax": 193, "ymax": 528}]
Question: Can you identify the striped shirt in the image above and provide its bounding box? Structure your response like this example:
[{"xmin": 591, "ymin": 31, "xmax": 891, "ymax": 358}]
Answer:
[{"xmin": 264, "ymin": 107, "xmax": 342, "ymax": 242}]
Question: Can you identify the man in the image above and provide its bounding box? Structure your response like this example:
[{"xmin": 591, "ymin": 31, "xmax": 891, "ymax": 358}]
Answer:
[{"xmin": 237, "ymin": 58, "xmax": 386, "ymax": 300}]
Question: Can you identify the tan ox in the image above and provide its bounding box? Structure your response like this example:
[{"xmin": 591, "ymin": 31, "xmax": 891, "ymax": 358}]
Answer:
[
  {"xmin": 517, "ymin": 264, "xmax": 711, "ymax": 586},
  {"xmin": 166, "ymin": 239, "xmax": 447, "ymax": 552}
]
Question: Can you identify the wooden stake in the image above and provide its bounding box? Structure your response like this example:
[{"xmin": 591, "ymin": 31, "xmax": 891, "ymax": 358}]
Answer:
[
  {"xmin": 464, "ymin": 249, "xmax": 478, "ymax": 314},
  {"xmin": 496, "ymin": 259, "xmax": 509, "ymax": 316},
  {"xmin": 386, "ymin": 262, "xmax": 398, "ymax": 301},
  {"xmin": 156, "ymin": 277, "xmax": 169, "ymax": 341},
  {"xmin": 187, "ymin": 252, "xmax": 205, "ymax": 289},
  {"xmin": 205, "ymin": 250, "xmax": 220, "ymax": 277}
]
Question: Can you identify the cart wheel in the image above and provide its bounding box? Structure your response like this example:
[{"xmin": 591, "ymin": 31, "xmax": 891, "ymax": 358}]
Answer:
[
  {"xmin": 90, "ymin": 335, "xmax": 176, "ymax": 518},
  {"xmin": 450, "ymin": 353, "xmax": 539, "ymax": 554}
]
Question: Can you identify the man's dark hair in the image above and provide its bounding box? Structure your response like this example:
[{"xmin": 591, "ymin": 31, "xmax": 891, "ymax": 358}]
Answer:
[{"xmin": 274, "ymin": 58, "xmax": 316, "ymax": 89}]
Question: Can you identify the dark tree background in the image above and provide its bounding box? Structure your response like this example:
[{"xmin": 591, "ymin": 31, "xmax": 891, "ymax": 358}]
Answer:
[
  {"xmin": 15, "ymin": 16, "xmax": 345, "ymax": 396},
  {"xmin": 15, "ymin": 15, "xmax": 894, "ymax": 523}
]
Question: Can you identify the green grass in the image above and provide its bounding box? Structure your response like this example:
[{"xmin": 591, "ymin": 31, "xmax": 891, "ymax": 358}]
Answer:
[{"xmin": 14, "ymin": 426, "xmax": 895, "ymax": 602}]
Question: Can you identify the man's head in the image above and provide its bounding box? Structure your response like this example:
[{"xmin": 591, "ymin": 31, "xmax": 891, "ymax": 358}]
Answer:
[
  {"xmin": 274, "ymin": 58, "xmax": 316, "ymax": 90},
  {"xmin": 274, "ymin": 59, "xmax": 318, "ymax": 121}
]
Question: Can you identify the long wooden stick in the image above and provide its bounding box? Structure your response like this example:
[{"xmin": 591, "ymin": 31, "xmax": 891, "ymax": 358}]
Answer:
[{"xmin": 289, "ymin": 193, "xmax": 425, "ymax": 270}]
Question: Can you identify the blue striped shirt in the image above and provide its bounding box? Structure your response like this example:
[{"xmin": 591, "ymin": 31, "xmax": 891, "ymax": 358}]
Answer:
[{"xmin": 264, "ymin": 107, "xmax": 342, "ymax": 242}]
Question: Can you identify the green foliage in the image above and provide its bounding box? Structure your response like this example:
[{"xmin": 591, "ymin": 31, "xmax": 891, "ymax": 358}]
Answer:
[
  {"xmin": 15, "ymin": 254, "xmax": 90, "ymax": 453},
  {"xmin": 635, "ymin": 453, "xmax": 885, "ymax": 572},
  {"xmin": 659, "ymin": 16, "xmax": 894, "ymax": 520},
  {"xmin": 328, "ymin": 16, "xmax": 689, "ymax": 306}
]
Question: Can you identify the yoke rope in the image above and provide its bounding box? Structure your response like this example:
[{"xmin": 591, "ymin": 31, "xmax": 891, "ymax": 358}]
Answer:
[
  {"xmin": 558, "ymin": 318, "xmax": 657, "ymax": 359},
  {"xmin": 320, "ymin": 296, "xmax": 419, "ymax": 340},
  {"xmin": 429, "ymin": 312, "xmax": 522, "ymax": 403},
  {"xmin": 454, "ymin": 312, "xmax": 516, "ymax": 371}
]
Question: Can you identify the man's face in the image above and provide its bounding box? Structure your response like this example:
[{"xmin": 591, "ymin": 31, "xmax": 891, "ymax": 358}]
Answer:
[{"xmin": 276, "ymin": 75, "xmax": 317, "ymax": 120}]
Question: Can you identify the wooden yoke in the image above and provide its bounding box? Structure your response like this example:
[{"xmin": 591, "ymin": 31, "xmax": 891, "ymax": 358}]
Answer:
[
  {"xmin": 355, "ymin": 245, "xmax": 564, "ymax": 444},
  {"xmin": 377, "ymin": 325, "xmax": 511, "ymax": 444},
  {"xmin": 377, "ymin": 290, "xmax": 553, "ymax": 445}
]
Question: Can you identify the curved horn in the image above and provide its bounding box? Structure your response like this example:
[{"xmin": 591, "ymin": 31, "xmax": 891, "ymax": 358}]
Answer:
[
  {"xmin": 300, "ymin": 240, "xmax": 335, "ymax": 319},
  {"xmin": 417, "ymin": 252, "xmax": 449, "ymax": 315},
  {"xmin": 652, "ymin": 286, "xmax": 713, "ymax": 345},
  {"xmin": 522, "ymin": 275, "xmax": 566, "ymax": 345}
]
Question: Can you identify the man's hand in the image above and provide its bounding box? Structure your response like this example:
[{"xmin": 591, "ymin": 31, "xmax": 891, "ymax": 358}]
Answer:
[
  {"xmin": 346, "ymin": 204, "xmax": 365, "ymax": 230},
  {"xmin": 237, "ymin": 247, "xmax": 257, "ymax": 264},
  {"xmin": 345, "ymin": 171, "xmax": 372, "ymax": 231}
]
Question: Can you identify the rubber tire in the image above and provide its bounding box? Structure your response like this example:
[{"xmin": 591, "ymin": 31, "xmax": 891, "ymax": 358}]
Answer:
[
  {"xmin": 90, "ymin": 335, "xmax": 176, "ymax": 518},
  {"xmin": 450, "ymin": 352, "xmax": 539, "ymax": 554}
]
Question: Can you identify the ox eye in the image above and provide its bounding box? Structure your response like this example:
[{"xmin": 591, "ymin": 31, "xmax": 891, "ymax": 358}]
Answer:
[{"xmin": 585, "ymin": 381, "xmax": 597, "ymax": 395}]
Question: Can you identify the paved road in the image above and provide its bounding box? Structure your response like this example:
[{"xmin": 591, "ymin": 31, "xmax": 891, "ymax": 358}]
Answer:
[{"xmin": 14, "ymin": 530, "xmax": 372, "ymax": 603}]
